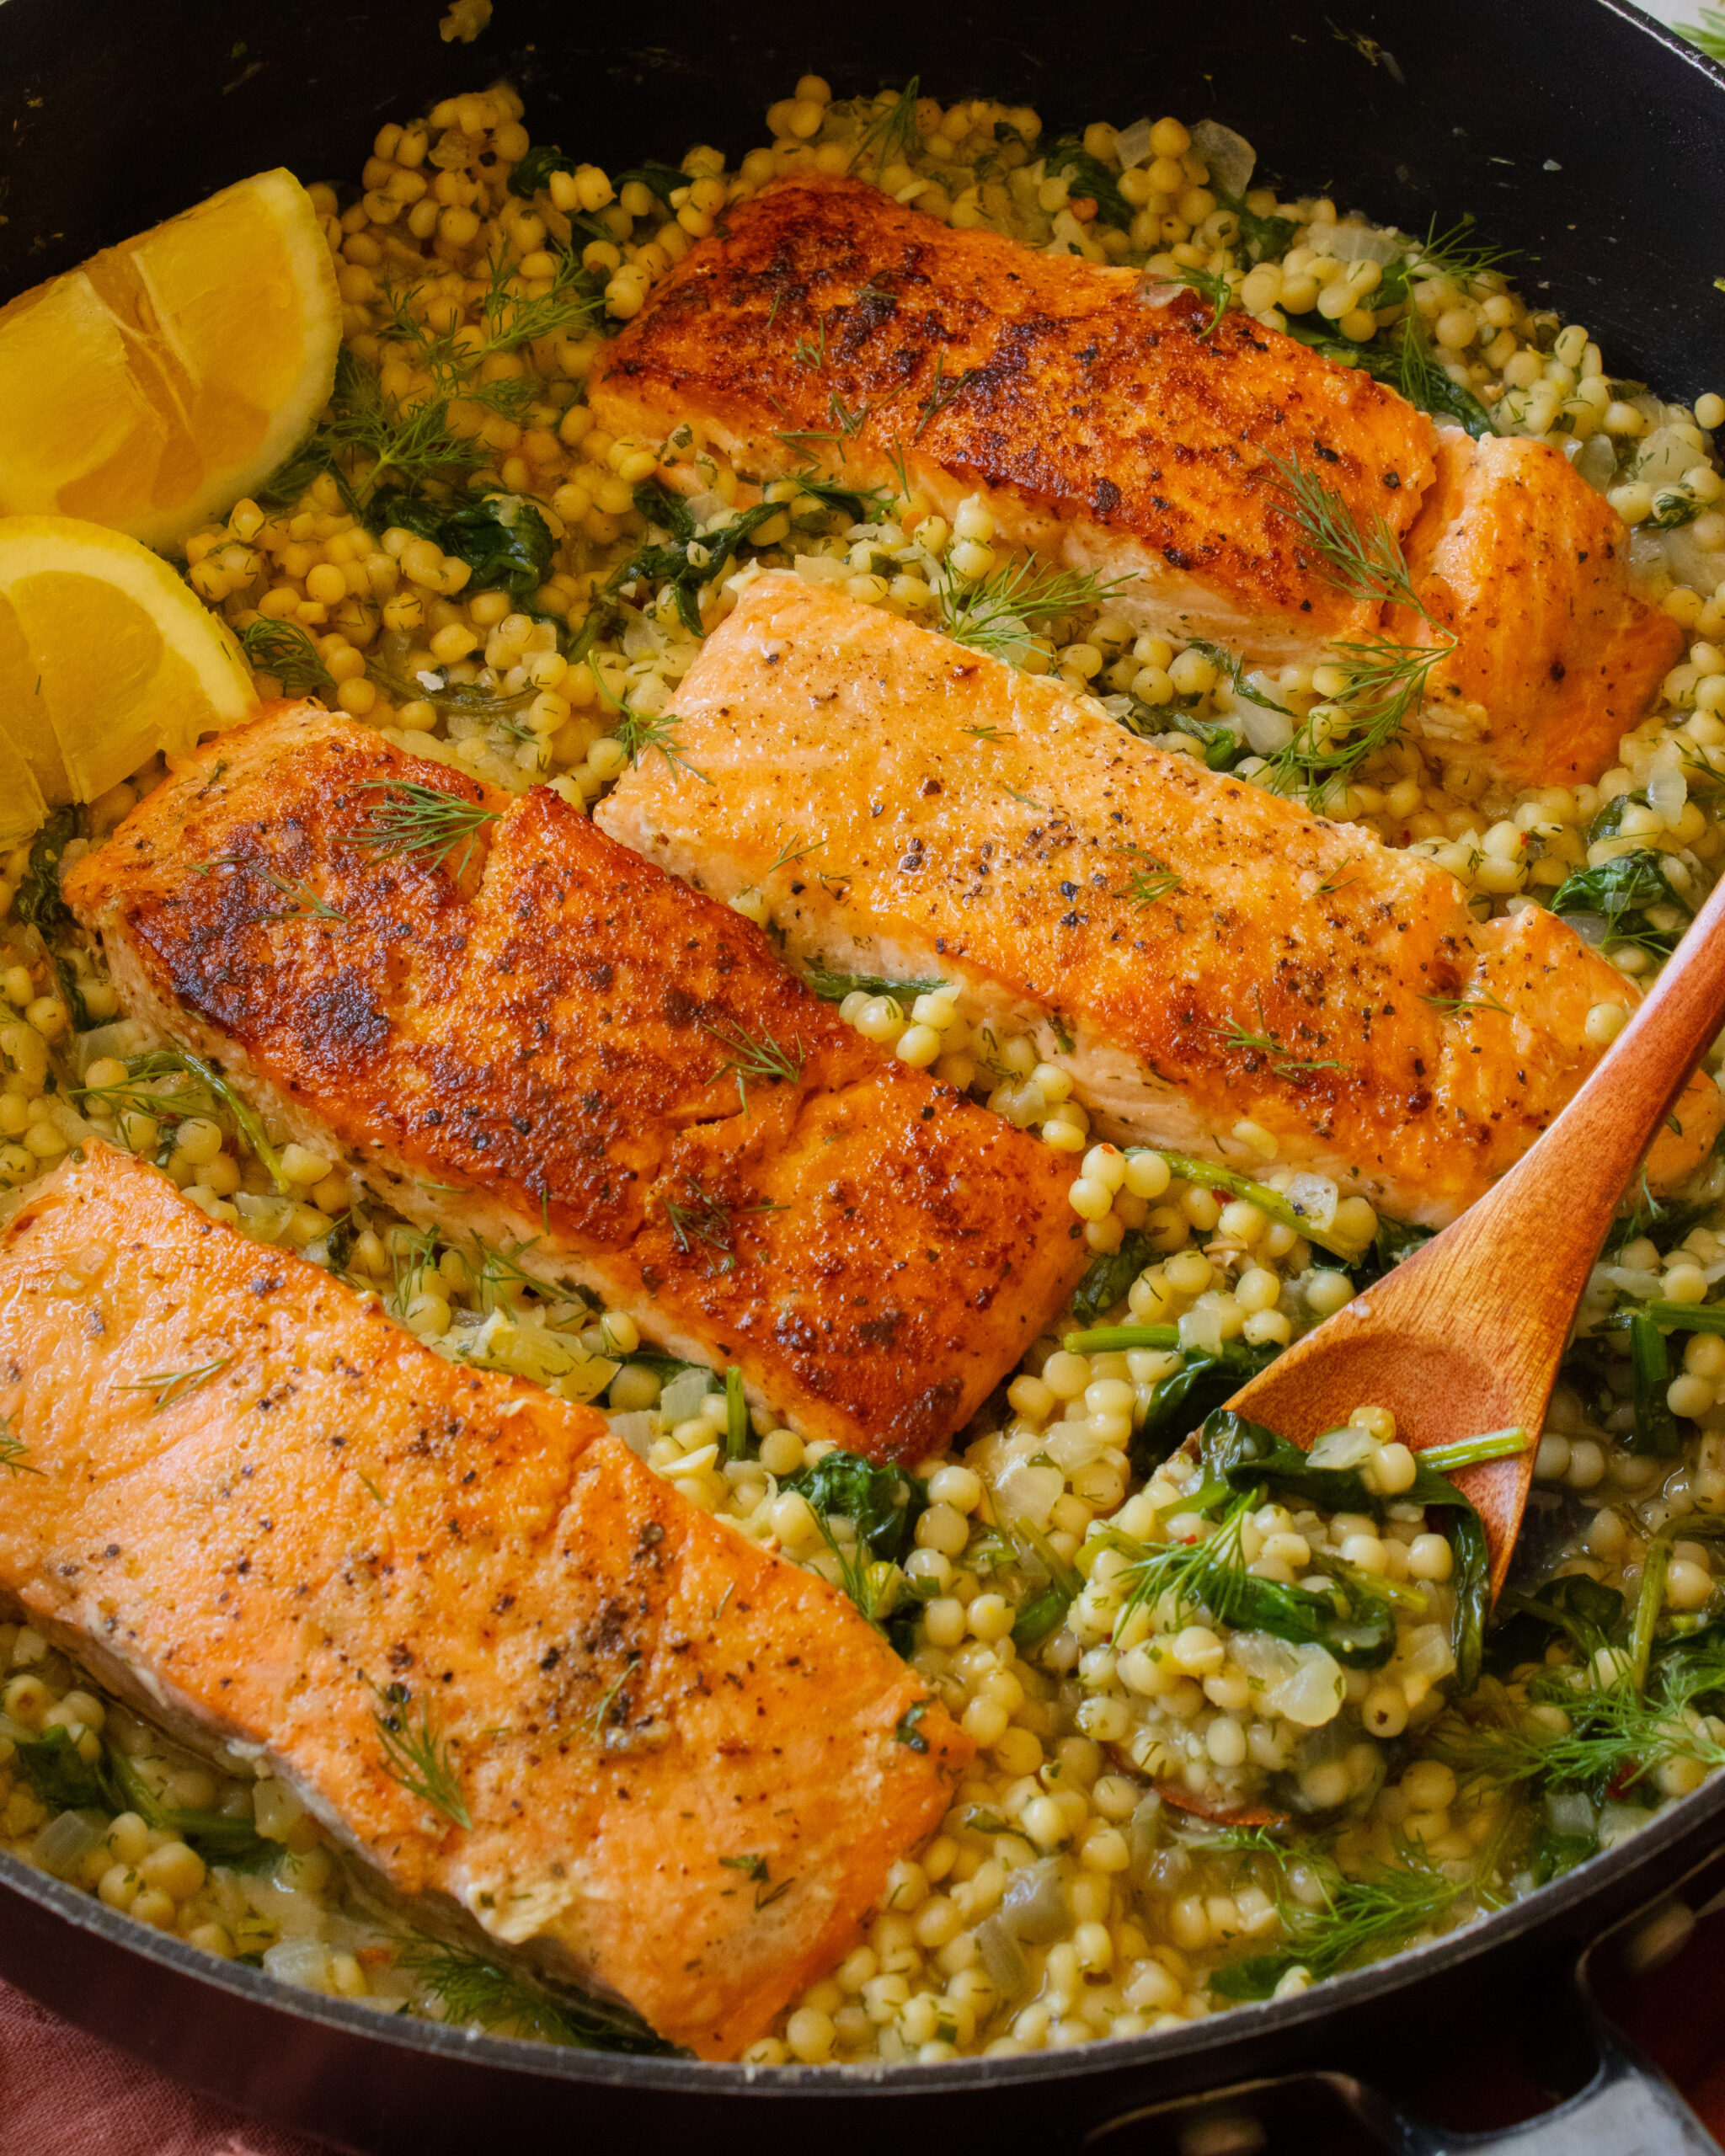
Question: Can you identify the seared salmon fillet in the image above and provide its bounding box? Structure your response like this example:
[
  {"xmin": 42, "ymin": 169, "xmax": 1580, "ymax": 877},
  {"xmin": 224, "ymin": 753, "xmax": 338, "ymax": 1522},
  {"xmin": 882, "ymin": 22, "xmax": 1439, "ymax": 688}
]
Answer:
[
  {"xmin": 0, "ymin": 1145, "xmax": 970, "ymax": 2057},
  {"xmin": 1400, "ymin": 430, "xmax": 1685, "ymax": 791},
  {"xmin": 589, "ymin": 174, "xmax": 1675, "ymax": 787},
  {"xmin": 596, "ymin": 573, "xmax": 1721, "ymax": 1230},
  {"xmin": 64, "ymin": 707, "xmax": 1085, "ymax": 1463},
  {"xmin": 590, "ymin": 173, "xmax": 1430, "ymax": 661}
]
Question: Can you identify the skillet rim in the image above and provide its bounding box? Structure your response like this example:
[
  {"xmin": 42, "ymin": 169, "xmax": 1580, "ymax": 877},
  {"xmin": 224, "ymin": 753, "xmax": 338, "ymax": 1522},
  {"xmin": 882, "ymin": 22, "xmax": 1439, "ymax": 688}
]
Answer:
[
  {"xmin": 3, "ymin": 0, "xmax": 1725, "ymax": 2111},
  {"xmin": 4, "ymin": 1758, "xmax": 1725, "ymax": 2093}
]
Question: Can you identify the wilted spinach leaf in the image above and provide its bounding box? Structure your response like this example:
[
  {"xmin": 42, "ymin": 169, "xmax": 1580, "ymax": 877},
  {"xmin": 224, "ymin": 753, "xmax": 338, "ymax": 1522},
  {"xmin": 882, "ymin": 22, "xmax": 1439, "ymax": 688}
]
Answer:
[
  {"xmin": 1134, "ymin": 1342, "xmax": 1279, "ymax": 1468},
  {"xmin": 1197, "ymin": 1407, "xmax": 1493, "ymax": 1689},
  {"xmin": 508, "ymin": 143, "xmax": 576, "ymax": 198},
  {"xmin": 1551, "ymin": 849, "xmax": 1690, "ymax": 957},
  {"xmin": 15, "ymin": 806, "xmax": 90, "ymax": 1031},
  {"xmin": 1071, "ymin": 1229, "xmax": 1152, "ymax": 1326},
  {"xmin": 1344, "ymin": 1215, "xmax": 1434, "ymax": 1289},
  {"xmin": 1044, "ymin": 141, "xmax": 1132, "ymax": 227},
  {"xmin": 783, "ymin": 1449, "xmax": 927, "ymax": 1561},
  {"xmin": 13, "ymin": 1726, "xmax": 115, "ymax": 1812},
  {"xmin": 371, "ymin": 488, "xmax": 554, "ymax": 605}
]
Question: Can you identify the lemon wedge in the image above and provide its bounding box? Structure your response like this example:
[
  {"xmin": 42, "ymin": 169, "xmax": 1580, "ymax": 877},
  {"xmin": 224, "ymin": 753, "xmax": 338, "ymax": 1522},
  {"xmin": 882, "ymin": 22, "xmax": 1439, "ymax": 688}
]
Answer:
[
  {"xmin": 0, "ymin": 515, "xmax": 255, "ymax": 819},
  {"xmin": 0, "ymin": 170, "xmax": 340, "ymax": 554}
]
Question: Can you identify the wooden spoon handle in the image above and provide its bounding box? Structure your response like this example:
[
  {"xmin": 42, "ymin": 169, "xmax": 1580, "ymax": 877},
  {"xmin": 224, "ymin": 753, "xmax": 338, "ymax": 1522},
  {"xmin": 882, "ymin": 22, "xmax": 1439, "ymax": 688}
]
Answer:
[{"xmin": 1462, "ymin": 861, "xmax": 1725, "ymax": 1270}]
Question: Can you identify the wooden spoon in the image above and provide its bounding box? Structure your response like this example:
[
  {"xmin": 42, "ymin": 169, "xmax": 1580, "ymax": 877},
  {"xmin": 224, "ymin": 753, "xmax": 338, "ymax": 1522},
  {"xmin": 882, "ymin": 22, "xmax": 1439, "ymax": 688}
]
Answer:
[{"xmin": 1226, "ymin": 864, "xmax": 1725, "ymax": 1590}]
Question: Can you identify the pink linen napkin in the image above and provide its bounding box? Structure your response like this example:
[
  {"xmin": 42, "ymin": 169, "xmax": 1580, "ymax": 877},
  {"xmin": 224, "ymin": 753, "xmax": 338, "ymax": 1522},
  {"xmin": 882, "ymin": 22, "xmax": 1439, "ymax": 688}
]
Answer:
[{"xmin": 0, "ymin": 1974, "xmax": 335, "ymax": 2156}]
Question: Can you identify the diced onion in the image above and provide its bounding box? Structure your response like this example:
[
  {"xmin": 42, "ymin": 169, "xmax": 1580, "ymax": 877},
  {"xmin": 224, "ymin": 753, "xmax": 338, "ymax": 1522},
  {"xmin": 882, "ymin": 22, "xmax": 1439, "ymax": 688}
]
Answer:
[
  {"xmin": 659, "ymin": 1369, "xmax": 714, "ymax": 1426},
  {"xmin": 994, "ymin": 1460, "xmax": 1065, "ymax": 1529},
  {"xmin": 606, "ymin": 1411, "xmax": 659, "ymax": 1459},
  {"xmin": 1230, "ymin": 1634, "xmax": 1344, "ymax": 1726},
  {"xmin": 1000, "ymin": 1858, "xmax": 1071, "ymax": 1941},
  {"xmin": 33, "ymin": 1809, "xmax": 106, "ymax": 1880},
  {"xmin": 1113, "ymin": 118, "xmax": 1156, "ymax": 170},
  {"xmin": 262, "ymin": 1938, "xmax": 334, "ymax": 1993},
  {"xmin": 1188, "ymin": 120, "xmax": 1256, "ymax": 200},
  {"xmin": 976, "ymin": 1914, "xmax": 1029, "ymax": 1994},
  {"xmin": 1647, "ymin": 753, "xmax": 1688, "ymax": 829},
  {"xmin": 1241, "ymin": 700, "xmax": 1295, "ymax": 755},
  {"xmin": 1324, "ymin": 221, "xmax": 1404, "ymax": 266},
  {"xmin": 1284, "ymin": 1171, "xmax": 1338, "ymax": 1230}
]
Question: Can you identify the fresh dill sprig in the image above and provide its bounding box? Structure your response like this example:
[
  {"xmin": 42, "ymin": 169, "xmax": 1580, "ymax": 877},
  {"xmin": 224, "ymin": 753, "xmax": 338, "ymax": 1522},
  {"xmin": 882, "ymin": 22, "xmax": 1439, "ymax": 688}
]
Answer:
[
  {"xmin": 849, "ymin": 78, "xmax": 922, "ymax": 175},
  {"xmin": 702, "ymin": 1016, "xmax": 806, "ymax": 1113},
  {"xmin": 585, "ymin": 655, "xmax": 709, "ymax": 783},
  {"xmin": 393, "ymin": 1937, "xmax": 668, "ymax": 2052},
  {"xmin": 1111, "ymin": 1492, "xmax": 1256, "ymax": 1630},
  {"xmin": 1211, "ymin": 1834, "xmax": 1501, "ymax": 1999},
  {"xmin": 176, "ymin": 1051, "xmax": 292, "ymax": 1197},
  {"xmin": 289, "ymin": 348, "xmax": 525, "ymax": 515},
  {"xmin": 1213, "ymin": 997, "xmax": 1347, "ymax": 1080},
  {"xmin": 775, "ymin": 389, "xmax": 872, "ymax": 467},
  {"xmin": 466, "ymin": 1231, "xmax": 567, "ymax": 1310},
  {"xmin": 1254, "ymin": 466, "xmax": 1457, "ymax": 799},
  {"xmin": 0, "ymin": 1414, "xmax": 41, "ymax": 1478},
  {"xmin": 806, "ymin": 1509, "xmax": 904, "ymax": 1635},
  {"xmin": 1268, "ymin": 454, "xmax": 1427, "ymax": 614},
  {"xmin": 362, "ymin": 655, "xmax": 535, "ymax": 719},
  {"xmin": 1679, "ymin": 5, "xmax": 1725, "ymax": 56},
  {"xmin": 938, "ymin": 558, "xmax": 1132, "ymax": 669},
  {"xmin": 661, "ymin": 1179, "xmax": 782, "ymax": 1273},
  {"xmin": 371, "ymin": 1681, "xmax": 472, "ymax": 1829},
  {"xmin": 1119, "ymin": 852, "xmax": 1183, "ymax": 909},
  {"xmin": 388, "ymin": 1224, "xmax": 443, "ymax": 1314},
  {"xmin": 1423, "ymin": 1673, "xmax": 1725, "ymax": 1798},
  {"xmin": 797, "ymin": 965, "xmax": 947, "ymax": 1005},
  {"xmin": 1423, "ymin": 989, "xmax": 1511, "ymax": 1018},
  {"xmin": 349, "ymin": 780, "xmax": 499, "ymax": 880},
  {"xmin": 240, "ymin": 618, "xmax": 334, "ymax": 696},
  {"xmin": 119, "ymin": 1359, "xmax": 232, "ymax": 1413},
  {"xmin": 198, "ymin": 855, "xmax": 344, "ymax": 924},
  {"xmin": 914, "ymin": 355, "xmax": 969, "ymax": 439},
  {"xmin": 793, "ymin": 319, "xmax": 829, "ymax": 372},
  {"xmin": 72, "ymin": 1051, "xmax": 218, "ymax": 1127},
  {"xmin": 377, "ymin": 242, "xmax": 600, "ymax": 379},
  {"xmin": 1187, "ymin": 639, "xmax": 1292, "ymax": 716},
  {"xmin": 1168, "ymin": 263, "xmax": 1232, "ymax": 339},
  {"xmin": 1403, "ymin": 216, "xmax": 1515, "ymax": 292}
]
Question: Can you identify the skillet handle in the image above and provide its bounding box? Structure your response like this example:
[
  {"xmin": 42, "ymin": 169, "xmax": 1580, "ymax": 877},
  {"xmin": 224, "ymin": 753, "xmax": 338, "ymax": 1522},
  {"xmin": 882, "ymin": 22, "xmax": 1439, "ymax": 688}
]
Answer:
[{"xmin": 1347, "ymin": 2018, "xmax": 1719, "ymax": 2156}]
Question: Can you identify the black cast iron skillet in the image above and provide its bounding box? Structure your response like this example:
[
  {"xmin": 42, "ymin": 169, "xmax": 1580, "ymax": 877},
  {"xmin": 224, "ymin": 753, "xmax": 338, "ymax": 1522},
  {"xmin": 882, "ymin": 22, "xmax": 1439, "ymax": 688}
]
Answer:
[{"xmin": 3, "ymin": 1, "xmax": 1725, "ymax": 2147}]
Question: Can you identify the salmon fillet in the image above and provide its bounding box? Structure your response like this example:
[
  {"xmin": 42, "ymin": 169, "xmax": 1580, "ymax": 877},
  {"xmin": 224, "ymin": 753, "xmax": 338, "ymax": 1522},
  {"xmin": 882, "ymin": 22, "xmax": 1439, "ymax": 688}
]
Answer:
[
  {"xmin": 0, "ymin": 1145, "xmax": 970, "ymax": 2057},
  {"xmin": 64, "ymin": 707, "xmax": 1086, "ymax": 1464},
  {"xmin": 1401, "ymin": 430, "xmax": 1685, "ymax": 790},
  {"xmin": 595, "ymin": 572, "xmax": 1721, "ymax": 1230},
  {"xmin": 588, "ymin": 174, "xmax": 1675, "ymax": 787},
  {"xmin": 590, "ymin": 173, "xmax": 1430, "ymax": 661}
]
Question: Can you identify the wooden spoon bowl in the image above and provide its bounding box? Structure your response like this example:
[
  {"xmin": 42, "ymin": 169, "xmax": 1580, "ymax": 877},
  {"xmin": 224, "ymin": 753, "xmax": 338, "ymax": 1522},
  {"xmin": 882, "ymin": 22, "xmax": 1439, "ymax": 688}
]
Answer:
[{"xmin": 1227, "ymin": 867, "xmax": 1725, "ymax": 1589}]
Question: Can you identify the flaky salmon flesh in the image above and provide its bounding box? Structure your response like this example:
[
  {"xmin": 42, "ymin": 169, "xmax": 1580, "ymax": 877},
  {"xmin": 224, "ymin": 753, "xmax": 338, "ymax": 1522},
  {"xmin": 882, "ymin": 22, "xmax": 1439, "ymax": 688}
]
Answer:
[
  {"xmin": 588, "ymin": 174, "xmax": 1680, "ymax": 790},
  {"xmin": 0, "ymin": 1145, "xmax": 970, "ymax": 2057},
  {"xmin": 596, "ymin": 572, "xmax": 1722, "ymax": 1231},
  {"xmin": 64, "ymin": 706, "xmax": 1087, "ymax": 1464}
]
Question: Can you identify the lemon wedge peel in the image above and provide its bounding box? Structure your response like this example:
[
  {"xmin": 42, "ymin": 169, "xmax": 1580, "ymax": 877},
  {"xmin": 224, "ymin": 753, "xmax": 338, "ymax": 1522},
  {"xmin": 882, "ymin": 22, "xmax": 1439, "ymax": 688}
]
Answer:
[
  {"xmin": 0, "ymin": 515, "xmax": 256, "ymax": 808},
  {"xmin": 0, "ymin": 170, "xmax": 341, "ymax": 555}
]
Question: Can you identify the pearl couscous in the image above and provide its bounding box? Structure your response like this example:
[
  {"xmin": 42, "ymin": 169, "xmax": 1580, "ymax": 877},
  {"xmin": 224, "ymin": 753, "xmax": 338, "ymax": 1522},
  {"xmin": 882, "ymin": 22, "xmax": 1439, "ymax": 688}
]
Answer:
[{"xmin": 6, "ymin": 68, "xmax": 1725, "ymax": 2066}]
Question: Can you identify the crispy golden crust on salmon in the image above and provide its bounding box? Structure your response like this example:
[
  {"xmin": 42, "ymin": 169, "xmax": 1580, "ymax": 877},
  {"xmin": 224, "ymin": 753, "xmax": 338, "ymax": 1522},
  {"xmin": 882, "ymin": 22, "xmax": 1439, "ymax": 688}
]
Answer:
[
  {"xmin": 590, "ymin": 175, "xmax": 1671, "ymax": 785},
  {"xmin": 590, "ymin": 173, "xmax": 1434, "ymax": 659},
  {"xmin": 596, "ymin": 572, "xmax": 1721, "ymax": 1228},
  {"xmin": 62, "ymin": 707, "xmax": 1086, "ymax": 1464},
  {"xmin": 1401, "ymin": 430, "xmax": 1685, "ymax": 790},
  {"xmin": 0, "ymin": 1145, "xmax": 971, "ymax": 2057}
]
